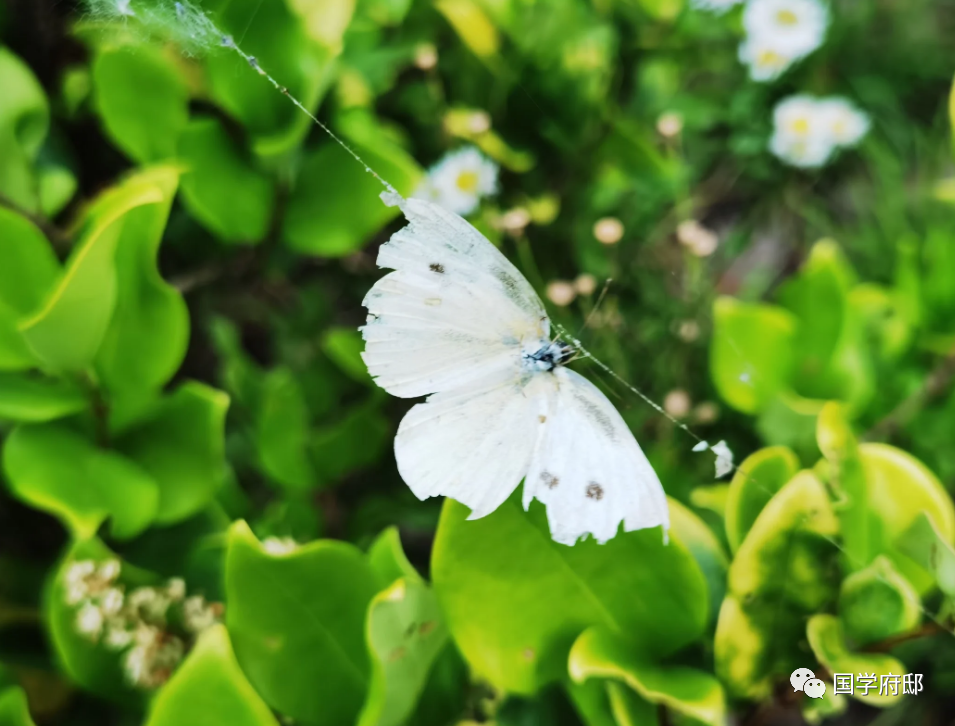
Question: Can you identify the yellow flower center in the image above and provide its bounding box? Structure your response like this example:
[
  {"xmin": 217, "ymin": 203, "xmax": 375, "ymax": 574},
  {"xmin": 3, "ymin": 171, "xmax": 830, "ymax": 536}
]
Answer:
[
  {"xmin": 456, "ymin": 170, "xmax": 479, "ymax": 193},
  {"xmin": 790, "ymin": 117, "xmax": 810, "ymax": 135},
  {"xmin": 758, "ymin": 49, "xmax": 782, "ymax": 67},
  {"xmin": 776, "ymin": 9, "xmax": 799, "ymax": 25}
]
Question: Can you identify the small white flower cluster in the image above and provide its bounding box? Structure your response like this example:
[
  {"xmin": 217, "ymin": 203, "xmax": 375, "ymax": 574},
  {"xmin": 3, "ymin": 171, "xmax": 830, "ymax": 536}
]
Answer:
[
  {"xmin": 692, "ymin": 0, "xmax": 829, "ymax": 82},
  {"xmin": 413, "ymin": 147, "xmax": 499, "ymax": 217},
  {"xmin": 770, "ymin": 95, "xmax": 870, "ymax": 168},
  {"xmin": 739, "ymin": 0, "xmax": 829, "ymax": 82},
  {"xmin": 64, "ymin": 559, "xmax": 222, "ymax": 689}
]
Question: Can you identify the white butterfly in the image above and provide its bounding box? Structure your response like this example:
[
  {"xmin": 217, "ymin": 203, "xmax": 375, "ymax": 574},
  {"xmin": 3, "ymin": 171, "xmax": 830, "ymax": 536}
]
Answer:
[{"xmin": 360, "ymin": 193, "xmax": 669, "ymax": 545}]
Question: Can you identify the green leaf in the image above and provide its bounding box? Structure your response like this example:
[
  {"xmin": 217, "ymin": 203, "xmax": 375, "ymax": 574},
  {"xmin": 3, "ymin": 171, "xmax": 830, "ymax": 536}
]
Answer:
[
  {"xmin": 716, "ymin": 471, "xmax": 840, "ymax": 699},
  {"xmin": 569, "ymin": 626, "xmax": 727, "ymax": 726},
  {"xmin": 145, "ymin": 625, "xmax": 280, "ymax": 726},
  {"xmin": 634, "ymin": 0, "xmax": 685, "ymax": 22},
  {"xmin": 92, "ymin": 45, "xmax": 188, "ymax": 163},
  {"xmin": 18, "ymin": 179, "xmax": 164, "ymax": 372},
  {"xmin": 817, "ymin": 402, "xmax": 870, "ymax": 572},
  {"xmin": 431, "ymin": 495, "xmax": 707, "ymax": 694},
  {"xmin": 115, "ymin": 382, "xmax": 230, "ymax": 525},
  {"xmin": 605, "ymin": 682, "xmax": 658, "ymax": 726},
  {"xmin": 710, "ymin": 297, "xmax": 796, "ymax": 414},
  {"xmin": 0, "ymin": 372, "xmax": 88, "ymax": 422},
  {"xmin": 93, "ymin": 166, "xmax": 190, "ymax": 395},
  {"xmin": 255, "ymin": 367, "xmax": 316, "ymax": 492},
  {"xmin": 287, "ymin": 0, "xmax": 357, "ymax": 52},
  {"xmin": 311, "ymin": 401, "xmax": 390, "ymax": 482},
  {"xmin": 898, "ymin": 512, "xmax": 955, "ymax": 598},
  {"xmin": 204, "ymin": 0, "xmax": 336, "ymax": 156},
  {"xmin": 434, "ymin": 0, "xmax": 501, "ymax": 63},
  {"xmin": 860, "ymin": 443, "xmax": 955, "ymax": 593},
  {"xmin": 668, "ymin": 498, "xmax": 727, "ymax": 626},
  {"xmin": 224, "ymin": 521, "xmax": 378, "ymax": 726},
  {"xmin": 723, "ymin": 446, "xmax": 800, "ymax": 553},
  {"xmin": 3, "ymin": 421, "xmax": 159, "ymax": 539},
  {"xmin": 806, "ymin": 614, "xmax": 906, "ymax": 708},
  {"xmin": 178, "ymin": 117, "xmax": 275, "ymax": 244},
  {"xmin": 0, "ymin": 47, "xmax": 49, "ymax": 213},
  {"xmin": 321, "ymin": 327, "xmax": 370, "ymax": 383},
  {"xmin": 0, "ymin": 687, "xmax": 37, "ymax": 726},
  {"xmin": 368, "ymin": 526, "xmax": 421, "ymax": 588},
  {"xmin": 726, "ymin": 470, "xmax": 839, "ymax": 610},
  {"xmin": 0, "ymin": 207, "xmax": 59, "ymax": 370},
  {"xmin": 838, "ymin": 556, "xmax": 921, "ymax": 646},
  {"xmin": 282, "ymin": 113, "xmax": 422, "ymax": 256},
  {"xmin": 358, "ymin": 578, "xmax": 448, "ymax": 726}
]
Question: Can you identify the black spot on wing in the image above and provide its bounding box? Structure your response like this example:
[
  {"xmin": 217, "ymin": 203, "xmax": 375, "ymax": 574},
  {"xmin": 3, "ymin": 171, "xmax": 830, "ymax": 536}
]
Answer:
[
  {"xmin": 429, "ymin": 262, "xmax": 445, "ymax": 273},
  {"xmin": 540, "ymin": 471, "xmax": 559, "ymax": 489},
  {"xmin": 585, "ymin": 482, "xmax": 604, "ymax": 500}
]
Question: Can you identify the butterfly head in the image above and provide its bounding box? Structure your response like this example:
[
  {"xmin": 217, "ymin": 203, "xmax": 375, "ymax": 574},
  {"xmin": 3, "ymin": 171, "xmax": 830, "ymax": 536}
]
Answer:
[{"xmin": 523, "ymin": 340, "xmax": 575, "ymax": 372}]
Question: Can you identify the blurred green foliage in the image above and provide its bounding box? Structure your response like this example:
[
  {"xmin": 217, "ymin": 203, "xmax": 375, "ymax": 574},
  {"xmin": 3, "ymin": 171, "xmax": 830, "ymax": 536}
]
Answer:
[{"xmin": 2, "ymin": 0, "xmax": 955, "ymax": 724}]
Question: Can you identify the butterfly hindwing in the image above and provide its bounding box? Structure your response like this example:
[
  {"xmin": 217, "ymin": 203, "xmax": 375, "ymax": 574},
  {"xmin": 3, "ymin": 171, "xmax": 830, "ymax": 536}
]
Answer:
[{"xmin": 524, "ymin": 368, "xmax": 669, "ymax": 545}]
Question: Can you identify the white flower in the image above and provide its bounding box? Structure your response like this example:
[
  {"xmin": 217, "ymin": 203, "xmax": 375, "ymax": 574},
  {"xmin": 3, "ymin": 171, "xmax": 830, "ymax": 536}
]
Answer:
[
  {"xmin": 817, "ymin": 97, "xmax": 870, "ymax": 147},
  {"xmin": 166, "ymin": 578, "xmax": 186, "ymax": 602},
  {"xmin": 743, "ymin": 0, "xmax": 829, "ymax": 59},
  {"xmin": 76, "ymin": 603, "xmax": 104, "ymax": 639},
  {"xmin": 769, "ymin": 95, "xmax": 834, "ymax": 168},
  {"xmin": 182, "ymin": 596, "xmax": 219, "ymax": 633},
  {"xmin": 124, "ymin": 645, "xmax": 148, "ymax": 686},
  {"xmin": 691, "ymin": 0, "xmax": 743, "ymax": 12},
  {"xmin": 738, "ymin": 37, "xmax": 797, "ymax": 82},
  {"xmin": 104, "ymin": 622, "xmax": 133, "ymax": 650},
  {"xmin": 413, "ymin": 147, "xmax": 498, "ymax": 216},
  {"xmin": 97, "ymin": 560, "xmax": 121, "ymax": 584},
  {"xmin": 100, "ymin": 588, "xmax": 124, "ymax": 616}
]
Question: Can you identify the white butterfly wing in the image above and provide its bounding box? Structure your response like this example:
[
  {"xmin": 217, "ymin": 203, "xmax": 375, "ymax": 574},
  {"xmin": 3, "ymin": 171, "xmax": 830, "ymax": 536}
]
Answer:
[
  {"xmin": 524, "ymin": 367, "xmax": 670, "ymax": 545},
  {"xmin": 362, "ymin": 194, "xmax": 548, "ymax": 398},
  {"xmin": 394, "ymin": 368, "xmax": 551, "ymax": 519}
]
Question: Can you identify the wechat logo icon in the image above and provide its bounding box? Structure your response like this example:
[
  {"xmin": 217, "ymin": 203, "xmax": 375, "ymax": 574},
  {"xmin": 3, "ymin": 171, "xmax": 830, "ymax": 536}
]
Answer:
[{"xmin": 791, "ymin": 668, "xmax": 826, "ymax": 699}]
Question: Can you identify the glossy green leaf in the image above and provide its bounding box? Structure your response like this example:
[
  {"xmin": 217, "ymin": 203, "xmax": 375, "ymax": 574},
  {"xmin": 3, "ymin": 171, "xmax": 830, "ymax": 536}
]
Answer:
[
  {"xmin": 727, "ymin": 470, "xmax": 839, "ymax": 610},
  {"xmin": 569, "ymin": 626, "xmax": 727, "ymax": 726},
  {"xmin": 0, "ymin": 207, "xmax": 59, "ymax": 370},
  {"xmin": 806, "ymin": 614, "xmax": 906, "ymax": 708},
  {"xmin": 605, "ymin": 681, "xmax": 657, "ymax": 726},
  {"xmin": 145, "ymin": 625, "xmax": 280, "ymax": 726},
  {"xmin": 93, "ymin": 45, "xmax": 188, "ymax": 163},
  {"xmin": 3, "ymin": 421, "xmax": 159, "ymax": 539},
  {"xmin": 255, "ymin": 367, "xmax": 316, "ymax": 492},
  {"xmin": 0, "ymin": 48, "xmax": 49, "ymax": 213},
  {"xmin": 635, "ymin": 0, "xmax": 685, "ymax": 22},
  {"xmin": 116, "ymin": 382, "xmax": 229, "ymax": 524},
  {"xmin": 283, "ymin": 113, "xmax": 421, "ymax": 256},
  {"xmin": 860, "ymin": 443, "xmax": 955, "ymax": 593},
  {"xmin": 93, "ymin": 166, "xmax": 190, "ymax": 394},
  {"xmin": 204, "ymin": 0, "xmax": 335, "ymax": 156},
  {"xmin": 359, "ymin": 578, "xmax": 448, "ymax": 726},
  {"xmin": 838, "ymin": 555, "xmax": 921, "ymax": 646},
  {"xmin": 566, "ymin": 679, "xmax": 619, "ymax": 726},
  {"xmin": 723, "ymin": 445, "xmax": 800, "ymax": 553},
  {"xmin": 0, "ymin": 372, "xmax": 87, "ymax": 422},
  {"xmin": 368, "ymin": 526, "xmax": 421, "ymax": 588},
  {"xmin": 668, "ymin": 498, "xmax": 727, "ymax": 626},
  {"xmin": 0, "ymin": 688, "xmax": 36, "ymax": 726},
  {"xmin": 178, "ymin": 117, "xmax": 274, "ymax": 244},
  {"xmin": 18, "ymin": 180, "xmax": 163, "ymax": 372},
  {"xmin": 716, "ymin": 471, "xmax": 840, "ymax": 699},
  {"xmin": 225, "ymin": 521, "xmax": 378, "ymax": 726},
  {"xmin": 311, "ymin": 401, "xmax": 390, "ymax": 481},
  {"xmin": 710, "ymin": 297, "xmax": 796, "ymax": 414},
  {"xmin": 432, "ymin": 495, "xmax": 707, "ymax": 694},
  {"xmin": 688, "ymin": 485, "xmax": 728, "ymax": 520},
  {"xmin": 287, "ymin": 0, "xmax": 357, "ymax": 51},
  {"xmin": 755, "ymin": 390, "xmax": 824, "ymax": 456},
  {"xmin": 817, "ymin": 402, "xmax": 870, "ymax": 571},
  {"xmin": 898, "ymin": 512, "xmax": 955, "ymax": 598},
  {"xmin": 434, "ymin": 0, "xmax": 501, "ymax": 62}
]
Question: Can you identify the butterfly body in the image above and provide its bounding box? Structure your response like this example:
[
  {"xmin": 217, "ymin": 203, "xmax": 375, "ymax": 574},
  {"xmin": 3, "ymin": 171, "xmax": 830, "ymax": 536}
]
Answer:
[{"xmin": 361, "ymin": 193, "xmax": 669, "ymax": 545}]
